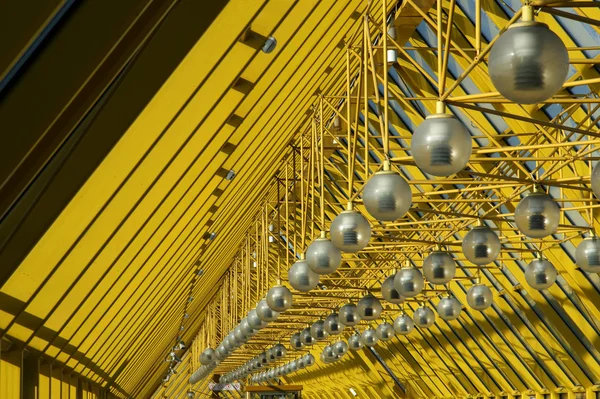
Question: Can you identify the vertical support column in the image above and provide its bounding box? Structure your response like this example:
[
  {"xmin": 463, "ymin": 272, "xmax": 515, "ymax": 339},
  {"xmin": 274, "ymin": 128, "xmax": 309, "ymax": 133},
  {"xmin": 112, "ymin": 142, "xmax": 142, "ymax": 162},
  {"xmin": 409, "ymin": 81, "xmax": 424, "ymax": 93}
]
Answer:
[
  {"xmin": 22, "ymin": 350, "xmax": 39, "ymax": 399},
  {"xmin": 0, "ymin": 346, "xmax": 22, "ymax": 399},
  {"xmin": 51, "ymin": 363, "xmax": 62, "ymax": 398},
  {"xmin": 39, "ymin": 360, "xmax": 51, "ymax": 399}
]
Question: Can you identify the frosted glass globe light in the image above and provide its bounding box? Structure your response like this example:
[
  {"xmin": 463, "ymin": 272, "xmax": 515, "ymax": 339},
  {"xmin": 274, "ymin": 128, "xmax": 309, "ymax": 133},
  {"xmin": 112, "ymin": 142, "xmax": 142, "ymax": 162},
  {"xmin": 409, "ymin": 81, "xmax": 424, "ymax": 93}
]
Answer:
[
  {"xmin": 467, "ymin": 284, "xmax": 493, "ymax": 311},
  {"xmin": 394, "ymin": 267, "xmax": 425, "ymax": 297},
  {"xmin": 324, "ymin": 312, "xmax": 343, "ymax": 335},
  {"xmin": 256, "ymin": 299, "xmax": 279, "ymax": 322},
  {"xmin": 357, "ymin": 294, "xmax": 383, "ymax": 321},
  {"xmin": 576, "ymin": 237, "xmax": 600, "ymax": 273},
  {"xmin": 381, "ymin": 275, "xmax": 405, "ymax": 304},
  {"xmin": 525, "ymin": 258, "xmax": 557, "ymax": 290},
  {"xmin": 288, "ymin": 259, "xmax": 320, "ymax": 292},
  {"xmin": 200, "ymin": 348, "xmax": 215, "ymax": 365},
  {"xmin": 423, "ymin": 251, "xmax": 456, "ymax": 285},
  {"xmin": 488, "ymin": 20, "xmax": 568, "ymax": 104},
  {"xmin": 240, "ymin": 318, "xmax": 255, "ymax": 336},
  {"xmin": 514, "ymin": 192, "xmax": 560, "ymax": 238},
  {"xmin": 362, "ymin": 170, "xmax": 412, "ymax": 221},
  {"xmin": 323, "ymin": 345, "xmax": 336, "ymax": 362},
  {"xmin": 233, "ymin": 326, "xmax": 247, "ymax": 342},
  {"xmin": 393, "ymin": 313, "xmax": 414, "ymax": 335},
  {"xmin": 361, "ymin": 328, "xmax": 379, "ymax": 347},
  {"xmin": 306, "ymin": 237, "xmax": 342, "ymax": 274},
  {"xmin": 338, "ymin": 303, "xmax": 361, "ymax": 326},
  {"xmin": 310, "ymin": 320, "xmax": 328, "ymax": 341},
  {"xmin": 267, "ymin": 284, "xmax": 293, "ymax": 312},
  {"xmin": 304, "ymin": 353, "xmax": 315, "ymax": 366},
  {"xmin": 462, "ymin": 226, "xmax": 501, "ymax": 265},
  {"xmin": 333, "ymin": 340, "xmax": 349, "ymax": 356},
  {"xmin": 330, "ymin": 210, "xmax": 371, "ymax": 252},
  {"xmin": 290, "ymin": 332, "xmax": 304, "ymax": 350},
  {"xmin": 247, "ymin": 309, "xmax": 267, "ymax": 330},
  {"xmin": 414, "ymin": 306, "xmax": 435, "ymax": 328},
  {"xmin": 376, "ymin": 322, "xmax": 395, "ymax": 341},
  {"xmin": 348, "ymin": 333, "xmax": 364, "ymax": 350},
  {"xmin": 300, "ymin": 327, "xmax": 315, "ymax": 345},
  {"xmin": 437, "ymin": 297, "xmax": 462, "ymax": 321},
  {"xmin": 412, "ymin": 114, "xmax": 472, "ymax": 177}
]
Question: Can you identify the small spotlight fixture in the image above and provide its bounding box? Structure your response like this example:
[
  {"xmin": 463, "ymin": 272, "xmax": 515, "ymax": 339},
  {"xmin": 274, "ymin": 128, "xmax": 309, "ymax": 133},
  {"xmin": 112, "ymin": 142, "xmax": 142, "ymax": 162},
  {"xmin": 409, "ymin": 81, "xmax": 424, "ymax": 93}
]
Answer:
[
  {"xmin": 188, "ymin": 296, "xmax": 194, "ymax": 303},
  {"xmin": 225, "ymin": 169, "xmax": 236, "ymax": 181},
  {"xmin": 262, "ymin": 36, "xmax": 277, "ymax": 53},
  {"xmin": 349, "ymin": 387, "xmax": 358, "ymax": 397},
  {"xmin": 196, "ymin": 269, "xmax": 204, "ymax": 276}
]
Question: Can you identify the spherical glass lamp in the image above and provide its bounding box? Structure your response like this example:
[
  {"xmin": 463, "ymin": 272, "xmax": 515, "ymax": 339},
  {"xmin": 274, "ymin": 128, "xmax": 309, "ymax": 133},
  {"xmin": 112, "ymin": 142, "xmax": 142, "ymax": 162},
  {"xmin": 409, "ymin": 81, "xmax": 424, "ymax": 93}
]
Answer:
[
  {"xmin": 394, "ymin": 267, "xmax": 424, "ymax": 297},
  {"xmin": 200, "ymin": 348, "xmax": 215, "ymax": 365},
  {"xmin": 273, "ymin": 343, "xmax": 286, "ymax": 359},
  {"xmin": 592, "ymin": 163, "xmax": 600, "ymax": 199},
  {"xmin": 525, "ymin": 258, "xmax": 557, "ymax": 290},
  {"xmin": 576, "ymin": 236, "xmax": 600, "ymax": 273},
  {"xmin": 362, "ymin": 170, "xmax": 412, "ymax": 221},
  {"xmin": 300, "ymin": 327, "xmax": 315, "ymax": 346},
  {"xmin": 423, "ymin": 251, "xmax": 456, "ymax": 285},
  {"xmin": 488, "ymin": 19, "xmax": 568, "ymax": 104},
  {"xmin": 247, "ymin": 309, "xmax": 267, "ymax": 330},
  {"xmin": 462, "ymin": 225, "xmax": 501, "ymax": 265},
  {"xmin": 381, "ymin": 274, "xmax": 405, "ymax": 304},
  {"xmin": 361, "ymin": 328, "xmax": 379, "ymax": 347},
  {"xmin": 256, "ymin": 299, "xmax": 279, "ymax": 322},
  {"xmin": 323, "ymin": 345, "xmax": 336, "ymax": 362},
  {"xmin": 357, "ymin": 294, "xmax": 383, "ymax": 321},
  {"xmin": 306, "ymin": 236, "xmax": 342, "ymax": 275},
  {"xmin": 412, "ymin": 112, "xmax": 472, "ymax": 177},
  {"xmin": 304, "ymin": 353, "xmax": 315, "ymax": 366},
  {"xmin": 514, "ymin": 191, "xmax": 560, "ymax": 238},
  {"xmin": 240, "ymin": 318, "xmax": 255, "ymax": 336},
  {"xmin": 393, "ymin": 313, "xmax": 414, "ymax": 335},
  {"xmin": 267, "ymin": 283, "xmax": 293, "ymax": 312},
  {"xmin": 338, "ymin": 303, "xmax": 361, "ymax": 326},
  {"xmin": 348, "ymin": 333, "xmax": 364, "ymax": 350},
  {"xmin": 330, "ymin": 209, "xmax": 371, "ymax": 252},
  {"xmin": 467, "ymin": 284, "xmax": 493, "ymax": 311},
  {"xmin": 310, "ymin": 320, "xmax": 328, "ymax": 341},
  {"xmin": 324, "ymin": 312, "xmax": 343, "ymax": 335},
  {"xmin": 290, "ymin": 332, "xmax": 304, "ymax": 350},
  {"xmin": 333, "ymin": 340, "xmax": 349, "ymax": 356},
  {"xmin": 288, "ymin": 259, "xmax": 320, "ymax": 292},
  {"xmin": 376, "ymin": 322, "xmax": 395, "ymax": 341},
  {"xmin": 297, "ymin": 356, "xmax": 306, "ymax": 369},
  {"xmin": 233, "ymin": 326, "xmax": 247, "ymax": 343},
  {"xmin": 436, "ymin": 296, "xmax": 462, "ymax": 321},
  {"xmin": 414, "ymin": 306, "xmax": 435, "ymax": 328}
]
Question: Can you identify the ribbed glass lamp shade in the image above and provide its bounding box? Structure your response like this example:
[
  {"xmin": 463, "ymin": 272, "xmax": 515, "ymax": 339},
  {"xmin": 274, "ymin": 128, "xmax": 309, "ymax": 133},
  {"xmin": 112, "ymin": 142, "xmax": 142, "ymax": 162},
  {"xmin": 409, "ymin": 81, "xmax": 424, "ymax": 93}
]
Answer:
[
  {"xmin": 467, "ymin": 284, "xmax": 493, "ymax": 311},
  {"xmin": 576, "ymin": 237, "xmax": 600, "ymax": 273},
  {"xmin": 223, "ymin": 335, "xmax": 235, "ymax": 351},
  {"xmin": 412, "ymin": 114, "xmax": 472, "ymax": 176},
  {"xmin": 393, "ymin": 313, "xmax": 414, "ymax": 335},
  {"xmin": 357, "ymin": 294, "xmax": 383, "ymax": 321},
  {"xmin": 200, "ymin": 348, "xmax": 215, "ymax": 365},
  {"xmin": 300, "ymin": 327, "xmax": 314, "ymax": 346},
  {"xmin": 376, "ymin": 322, "xmax": 395, "ymax": 341},
  {"xmin": 240, "ymin": 318, "xmax": 255, "ymax": 336},
  {"xmin": 266, "ymin": 348, "xmax": 276, "ymax": 363},
  {"xmin": 306, "ymin": 238, "xmax": 342, "ymax": 274},
  {"xmin": 330, "ymin": 210, "xmax": 371, "ymax": 252},
  {"xmin": 514, "ymin": 192, "xmax": 560, "ymax": 238},
  {"xmin": 323, "ymin": 345, "xmax": 336, "ymax": 362},
  {"xmin": 324, "ymin": 312, "xmax": 343, "ymax": 335},
  {"xmin": 488, "ymin": 22, "xmax": 568, "ymax": 104},
  {"xmin": 338, "ymin": 303, "xmax": 361, "ymax": 326},
  {"xmin": 247, "ymin": 309, "xmax": 267, "ymax": 330},
  {"xmin": 304, "ymin": 353, "xmax": 315, "ymax": 366},
  {"xmin": 267, "ymin": 285, "xmax": 293, "ymax": 312},
  {"xmin": 362, "ymin": 170, "xmax": 412, "ymax": 221},
  {"xmin": 348, "ymin": 333, "xmax": 364, "ymax": 350},
  {"xmin": 290, "ymin": 332, "xmax": 304, "ymax": 350},
  {"xmin": 525, "ymin": 258, "xmax": 557, "ymax": 290},
  {"xmin": 256, "ymin": 299, "xmax": 279, "ymax": 322},
  {"xmin": 258, "ymin": 352, "xmax": 268, "ymax": 366},
  {"xmin": 273, "ymin": 343, "xmax": 286, "ymax": 359},
  {"xmin": 361, "ymin": 328, "xmax": 379, "ymax": 347},
  {"xmin": 333, "ymin": 340, "xmax": 349, "ymax": 356},
  {"xmin": 394, "ymin": 268, "xmax": 425, "ymax": 297},
  {"xmin": 423, "ymin": 251, "xmax": 456, "ymax": 285},
  {"xmin": 381, "ymin": 275, "xmax": 405, "ymax": 304},
  {"xmin": 437, "ymin": 297, "xmax": 462, "ymax": 321},
  {"xmin": 233, "ymin": 326, "xmax": 247, "ymax": 342},
  {"xmin": 462, "ymin": 226, "xmax": 501, "ymax": 265},
  {"xmin": 216, "ymin": 345, "xmax": 228, "ymax": 360},
  {"xmin": 414, "ymin": 306, "xmax": 435, "ymax": 328},
  {"xmin": 288, "ymin": 259, "xmax": 320, "ymax": 292},
  {"xmin": 297, "ymin": 357, "xmax": 306, "ymax": 369},
  {"xmin": 310, "ymin": 320, "xmax": 328, "ymax": 341}
]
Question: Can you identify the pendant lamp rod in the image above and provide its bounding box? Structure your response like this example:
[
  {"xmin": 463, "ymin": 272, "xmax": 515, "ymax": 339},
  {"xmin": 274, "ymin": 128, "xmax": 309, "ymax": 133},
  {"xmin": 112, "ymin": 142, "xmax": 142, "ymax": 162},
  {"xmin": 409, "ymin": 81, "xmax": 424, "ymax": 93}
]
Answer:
[
  {"xmin": 300, "ymin": 135, "xmax": 306, "ymax": 251},
  {"xmin": 319, "ymin": 99, "xmax": 327, "ymax": 226},
  {"xmin": 382, "ymin": 0, "xmax": 390, "ymax": 170}
]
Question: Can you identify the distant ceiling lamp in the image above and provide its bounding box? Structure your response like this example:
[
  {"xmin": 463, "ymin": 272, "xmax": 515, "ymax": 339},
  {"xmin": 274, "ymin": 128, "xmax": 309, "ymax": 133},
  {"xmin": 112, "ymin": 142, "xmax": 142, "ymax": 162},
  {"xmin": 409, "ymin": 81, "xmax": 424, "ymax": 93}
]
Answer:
[
  {"xmin": 393, "ymin": 313, "xmax": 414, "ymax": 335},
  {"xmin": 413, "ymin": 305, "xmax": 435, "ymax": 328},
  {"xmin": 412, "ymin": 102, "xmax": 472, "ymax": 177},
  {"xmin": 233, "ymin": 326, "xmax": 247, "ymax": 343},
  {"xmin": 381, "ymin": 273, "xmax": 405, "ymax": 304},
  {"xmin": 330, "ymin": 206, "xmax": 371, "ymax": 253},
  {"xmin": 462, "ymin": 224, "xmax": 501, "ymax": 265},
  {"xmin": 423, "ymin": 250, "xmax": 456, "ymax": 285},
  {"xmin": 256, "ymin": 299, "xmax": 279, "ymax": 322},
  {"xmin": 387, "ymin": 25, "xmax": 398, "ymax": 63},
  {"xmin": 310, "ymin": 320, "xmax": 329, "ymax": 341},
  {"xmin": 436, "ymin": 296, "xmax": 462, "ymax": 321},
  {"xmin": 300, "ymin": 327, "xmax": 315, "ymax": 346},
  {"xmin": 348, "ymin": 333, "xmax": 364, "ymax": 350},
  {"xmin": 362, "ymin": 168, "xmax": 412, "ymax": 221},
  {"xmin": 306, "ymin": 235, "xmax": 342, "ymax": 274},
  {"xmin": 592, "ymin": 163, "xmax": 600, "ymax": 198},
  {"xmin": 216, "ymin": 344, "xmax": 228, "ymax": 360},
  {"xmin": 394, "ymin": 266, "xmax": 424, "ymax": 297},
  {"xmin": 357, "ymin": 294, "xmax": 383, "ymax": 321},
  {"xmin": 323, "ymin": 345, "xmax": 337, "ymax": 362},
  {"xmin": 488, "ymin": 4, "xmax": 568, "ymax": 104},
  {"xmin": 361, "ymin": 328, "xmax": 379, "ymax": 347},
  {"xmin": 332, "ymin": 115, "xmax": 342, "ymax": 131},
  {"xmin": 349, "ymin": 387, "xmax": 358, "ymax": 397},
  {"xmin": 576, "ymin": 235, "xmax": 600, "ymax": 273},
  {"xmin": 262, "ymin": 36, "xmax": 277, "ymax": 53},
  {"xmin": 288, "ymin": 257, "xmax": 320, "ymax": 292},
  {"xmin": 338, "ymin": 303, "xmax": 361, "ymax": 326},
  {"xmin": 525, "ymin": 255, "xmax": 557, "ymax": 290},
  {"xmin": 467, "ymin": 283, "xmax": 493, "ymax": 311},
  {"xmin": 333, "ymin": 340, "xmax": 349, "ymax": 356},
  {"xmin": 247, "ymin": 309, "xmax": 267, "ymax": 330},
  {"xmin": 514, "ymin": 187, "xmax": 560, "ymax": 238},
  {"xmin": 187, "ymin": 391, "xmax": 195, "ymax": 399},
  {"xmin": 376, "ymin": 322, "xmax": 395, "ymax": 341},
  {"xmin": 225, "ymin": 169, "xmax": 236, "ymax": 180},
  {"xmin": 303, "ymin": 353, "xmax": 316, "ymax": 366},
  {"xmin": 290, "ymin": 332, "xmax": 304, "ymax": 350},
  {"xmin": 273, "ymin": 343, "xmax": 286, "ymax": 359},
  {"xmin": 200, "ymin": 348, "xmax": 215, "ymax": 365},
  {"xmin": 266, "ymin": 281, "xmax": 293, "ymax": 312},
  {"xmin": 240, "ymin": 318, "xmax": 255, "ymax": 336},
  {"xmin": 324, "ymin": 312, "xmax": 343, "ymax": 335}
]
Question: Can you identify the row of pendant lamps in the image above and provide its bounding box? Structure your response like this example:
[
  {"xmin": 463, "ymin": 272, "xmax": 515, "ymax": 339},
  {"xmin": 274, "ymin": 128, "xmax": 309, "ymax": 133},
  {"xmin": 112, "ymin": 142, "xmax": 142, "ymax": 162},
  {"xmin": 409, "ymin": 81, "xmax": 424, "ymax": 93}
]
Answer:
[
  {"xmin": 248, "ymin": 354, "xmax": 316, "ymax": 384},
  {"xmin": 220, "ymin": 344, "xmax": 288, "ymax": 384}
]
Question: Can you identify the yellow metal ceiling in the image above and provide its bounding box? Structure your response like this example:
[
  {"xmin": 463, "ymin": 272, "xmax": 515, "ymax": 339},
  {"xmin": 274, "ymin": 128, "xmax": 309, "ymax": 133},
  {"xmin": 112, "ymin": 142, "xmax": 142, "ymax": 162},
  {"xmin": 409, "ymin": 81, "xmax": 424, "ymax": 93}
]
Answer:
[{"xmin": 2, "ymin": 0, "xmax": 600, "ymax": 398}]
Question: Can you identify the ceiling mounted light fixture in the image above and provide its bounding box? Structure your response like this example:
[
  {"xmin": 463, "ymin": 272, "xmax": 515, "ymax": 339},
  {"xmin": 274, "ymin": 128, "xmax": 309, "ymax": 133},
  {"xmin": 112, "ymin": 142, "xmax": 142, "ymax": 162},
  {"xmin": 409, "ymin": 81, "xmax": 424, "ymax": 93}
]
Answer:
[
  {"xmin": 306, "ymin": 234, "xmax": 342, "ymax": 275},
  {"xmin": 381, "ymin": 273, "xmax": 405, "ymax": 304},
  {"xmin": 414, "ymin": 305, "xmax": 435, "ymax": 328},
  {"xmin": 266, "ymin": 280, "xmax": 293, "ymax": 312},
  {"xmin": 467, "ymin": 283, "xmax": 493, "ymax": 311},
  {"xmin": 362, "ymin": 167, "xmax": 412, "ymax": 221},
  {"xmin": 525, "ymin": 255, "xmax": 557, "ymax": 290},
  {"xmin": 462, "ymin": 224, "xmax": 501, "ymax": 265},
  {"xmin": 423, "ymin": 249, "xmax": 456, "ymax": 285},
  {"xmin": 576, "ymin": 234, "xmax": 600, "ymax": 273},
  {"xmin": 394, "ymin": 265, "xmax": 424, "ymax": 297},
  {"xmin": 289, "ymin": 256, "xmax": 320, "ymax": 292},
  {"xmin": 514, "ymin": 187, "xmax": 560, "ymax": 238},
  {"xmin": 437, "ymin": 296, "xmax": 462, "ymax": 321},
  {"xmin": 357, "ymin": 294, "xmax": 383, "ymax": 321},
  {"xmin": 330, "ymin": 205, "xmax": 371, "ymax": 253}
]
